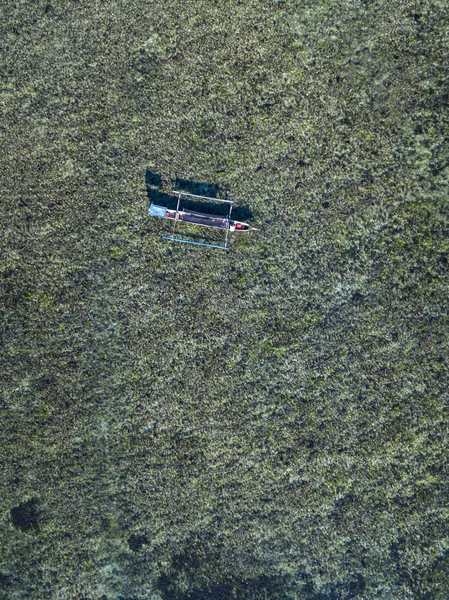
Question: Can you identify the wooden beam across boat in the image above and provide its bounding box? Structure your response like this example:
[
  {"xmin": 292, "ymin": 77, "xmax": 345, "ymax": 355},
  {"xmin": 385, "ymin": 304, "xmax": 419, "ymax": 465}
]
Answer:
[{"xmin": 172, "ymin": 190, "xmax": 234, "ymax": 204}]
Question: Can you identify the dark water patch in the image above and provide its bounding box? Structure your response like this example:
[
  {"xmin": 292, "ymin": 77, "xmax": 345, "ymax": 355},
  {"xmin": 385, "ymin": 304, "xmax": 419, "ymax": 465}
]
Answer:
[
  {"xmin": 128, "ymin": 533, "xmax": 149, "ymax": 552},
  {"xmin": 145, "ymin": 173, "xmax": 254, "ymax": 221},
  {"xmin": 10, "ymin": 498, "xmax": 39, "ymax": 532},
  {"xmin": 351, "ymin": 292, "xmax": 364, "ymax": 304},
  {"xmin": 389, "ymin": 538, "xmax": 449, "ymax": 598},
  {"xmin": 154, "ymin": 532, "xmax": 294, "ymax": 599},
  {"xmin": 147, "ymin": 187, "xmax": 175, "ymax": 208},
  {"xmin": 174, "ymin": 177, "xmax": 223, "ymax": 199},
  {"xmin": 156, "ymin": 572, "xmax": 293, "ymax": 600},
  {"xmin": 0, "ymin": 572, "xmax": 12, "ymax": 590},
  {"xmin": 145, "ymin": 169, "xmax": 162, "ymax": 189},
  {"xmin": 335, "ymin": 573, "xmax": 366, "ymax": 598}
]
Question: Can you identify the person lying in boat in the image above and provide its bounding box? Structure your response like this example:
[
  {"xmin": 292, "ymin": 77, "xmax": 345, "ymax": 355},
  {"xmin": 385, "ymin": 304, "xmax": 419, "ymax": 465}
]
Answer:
[{"xmin": 229, "ymin": 222, "xmax": 244, "ymax": 231}]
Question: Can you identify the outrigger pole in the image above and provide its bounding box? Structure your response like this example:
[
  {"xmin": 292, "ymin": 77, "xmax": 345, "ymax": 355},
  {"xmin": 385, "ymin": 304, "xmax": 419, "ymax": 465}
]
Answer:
[
  {"xmin": 172, "ymin": 190, "xmax": 233, "ymax": 203},
  {"xmin": 161, "ymin": 237, "xmax": 232, "ymax": 250}
]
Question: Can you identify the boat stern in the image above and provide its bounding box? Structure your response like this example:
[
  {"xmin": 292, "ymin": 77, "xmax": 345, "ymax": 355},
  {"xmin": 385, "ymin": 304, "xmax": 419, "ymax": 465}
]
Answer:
[{"xmin": 149, "ymin": 204, "xmax": 168, "ymax": 218}]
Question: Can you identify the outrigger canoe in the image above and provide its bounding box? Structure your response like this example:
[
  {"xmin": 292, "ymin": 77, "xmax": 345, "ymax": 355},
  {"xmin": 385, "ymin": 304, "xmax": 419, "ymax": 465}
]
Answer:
[
  {"xmin": 150, "ymin": 204, "xmax": 256, "ymax": 232},
  {"xmin": 149, "ymin": 190, "xmax": 256, "ymax": 250}
]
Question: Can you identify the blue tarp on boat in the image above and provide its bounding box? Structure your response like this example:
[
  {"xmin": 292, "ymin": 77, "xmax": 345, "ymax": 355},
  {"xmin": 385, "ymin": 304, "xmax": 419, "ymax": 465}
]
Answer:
[{"xmin": 149, "ymin": 204, "xmax": 167, "ymax": 218}]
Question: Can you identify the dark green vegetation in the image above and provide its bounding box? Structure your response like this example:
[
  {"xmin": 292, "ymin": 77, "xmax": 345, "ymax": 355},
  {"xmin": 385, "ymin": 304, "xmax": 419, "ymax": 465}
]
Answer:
[{"xmin": 1, "ymin": 0, "xmax": 448, "ymax": 598}]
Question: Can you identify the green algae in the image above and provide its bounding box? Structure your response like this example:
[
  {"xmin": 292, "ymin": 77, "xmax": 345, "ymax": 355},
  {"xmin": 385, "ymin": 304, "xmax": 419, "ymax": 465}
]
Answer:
[{"xmin": 1, "ymin": 0, "xmax": 449, "ymax": 598}]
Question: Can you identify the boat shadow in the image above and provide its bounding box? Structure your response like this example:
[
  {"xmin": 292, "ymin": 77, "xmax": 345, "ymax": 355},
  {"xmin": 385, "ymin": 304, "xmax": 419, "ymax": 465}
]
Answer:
[{"xmin": 145, "ymin": 170, "xmax": 254, "ymax": 222}]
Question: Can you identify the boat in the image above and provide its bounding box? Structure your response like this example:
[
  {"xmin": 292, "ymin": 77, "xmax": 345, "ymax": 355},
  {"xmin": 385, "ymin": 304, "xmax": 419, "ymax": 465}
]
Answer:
[
  {"xmin": 149, "ymin": 190, "xmax": 256, "ymax": 250},
  {"xmin": 150, "ymin": 205, "xmax": 256, "ymax": 232}
]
